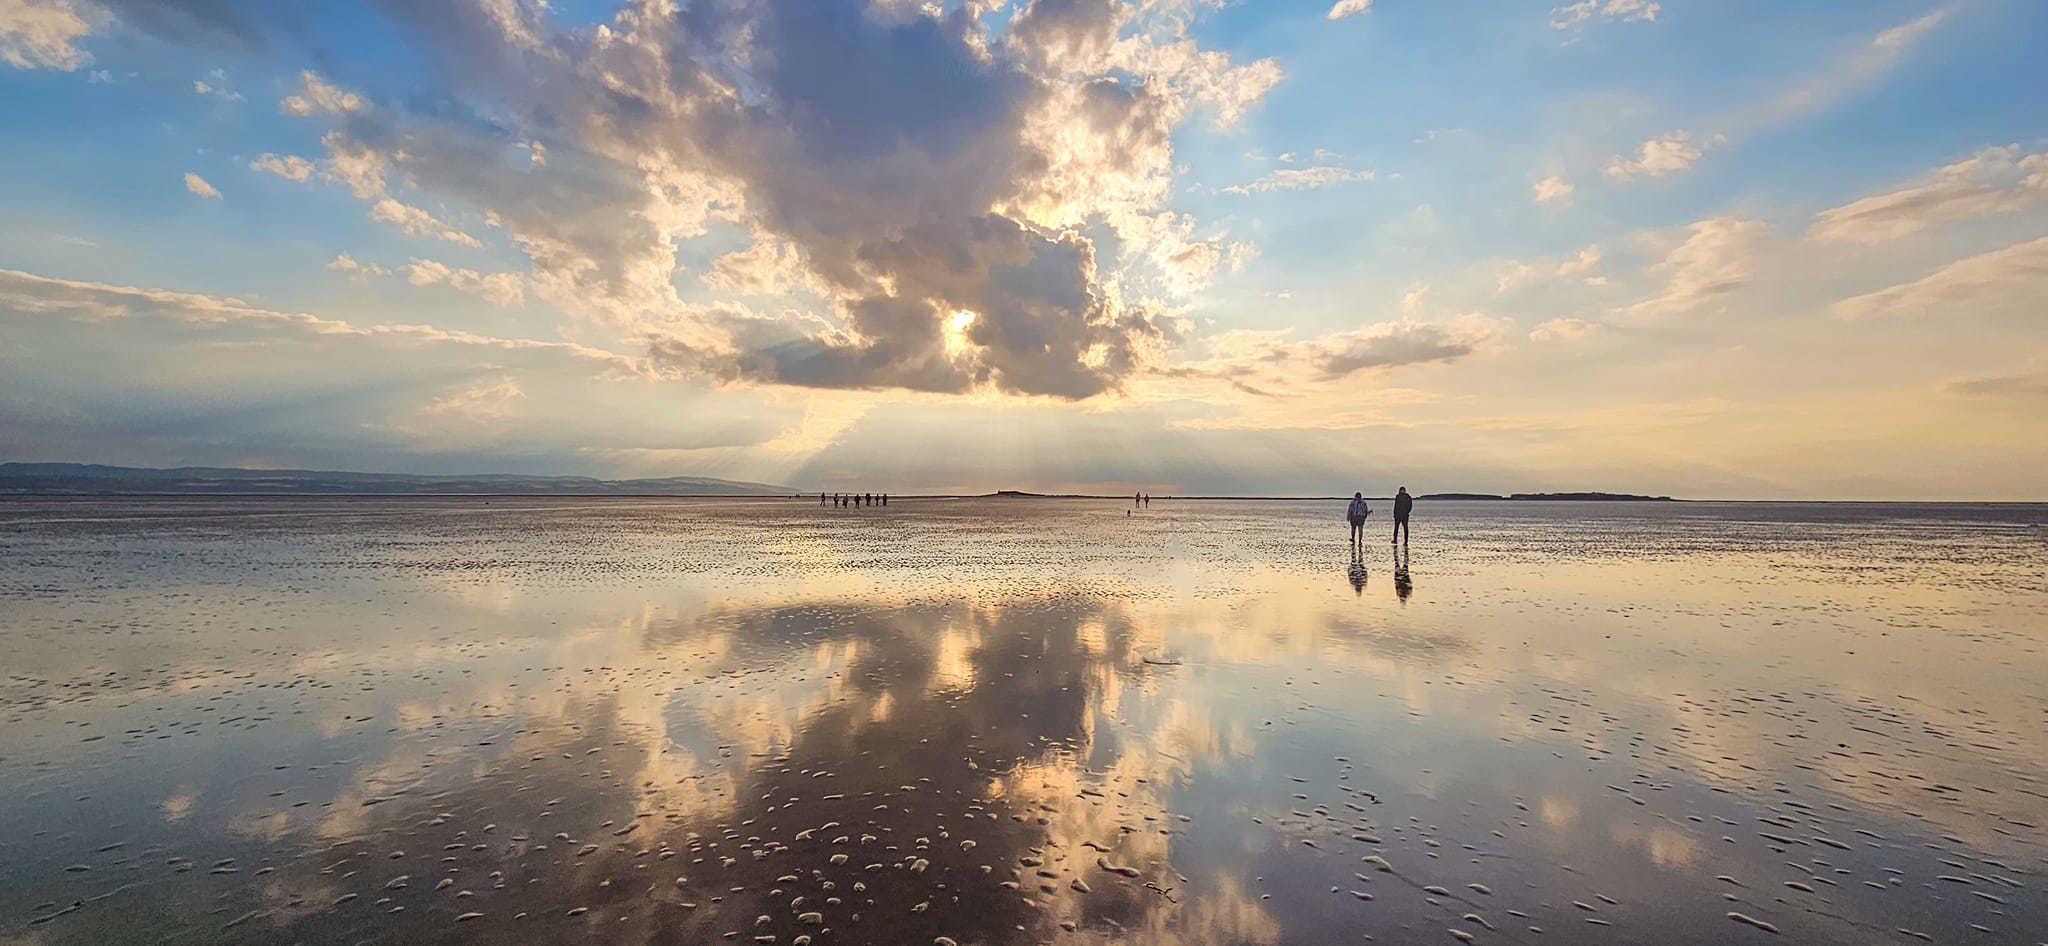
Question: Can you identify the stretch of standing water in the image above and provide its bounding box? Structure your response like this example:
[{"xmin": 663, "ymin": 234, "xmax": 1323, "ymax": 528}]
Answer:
[{"xmin": 1, "ymin": 496, "xmax": 2044, "ymax": 945}]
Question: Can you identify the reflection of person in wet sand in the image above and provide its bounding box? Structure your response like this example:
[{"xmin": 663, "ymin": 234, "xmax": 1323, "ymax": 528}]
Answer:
[
  {"xmin": 1347, "ymin": 546, "xmax": 1368, "ymax": 595},
  {"xmin": 1392, "ymin": 545, "xmax": 1412, "ymax": 602},
  {"xmin": 1346, "ymin": 492, "xmax": 1372, "ymax": 546}
]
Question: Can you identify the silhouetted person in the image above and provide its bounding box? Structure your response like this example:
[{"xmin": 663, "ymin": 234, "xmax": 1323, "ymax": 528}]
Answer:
[
  {"xmin": 820, "ymin": 492, "xmax": 826, "ymax": 506},
  {"xmin": 1392, "ymin": 486, "xmax": 1412, "ymax": 545},
  {"xmin": 881, "ymin": 493, "xmax": 888, "ymax": 507},
  {"xmin": 1347, "ymin": 491, "xmax": 1371, "ymax": 546}
]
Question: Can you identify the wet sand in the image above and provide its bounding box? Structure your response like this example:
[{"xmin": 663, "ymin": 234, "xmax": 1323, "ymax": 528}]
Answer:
[{"xmin": 1, "ymin": 496, "xmax": 2044, "ymax": 945}]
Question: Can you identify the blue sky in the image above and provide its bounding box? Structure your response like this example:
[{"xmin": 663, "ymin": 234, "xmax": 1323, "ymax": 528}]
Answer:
[{"xmin": 2, "ymin": 0, "xmax": 2045, "ymax": 497}]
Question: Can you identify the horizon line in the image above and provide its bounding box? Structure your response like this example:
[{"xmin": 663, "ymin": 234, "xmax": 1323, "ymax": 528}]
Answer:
[{"xmin": 4, "ymin": 462, "xmax": 2045, "ymax": 504}]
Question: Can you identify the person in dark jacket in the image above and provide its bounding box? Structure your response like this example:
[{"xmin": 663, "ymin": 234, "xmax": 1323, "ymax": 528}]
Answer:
[
  {"xmin": 1346, "ymin": 492, "xmax": 1371, "ymax": 546},
  {"xmin": 1392, "ymin": 486, "xmax": 1413, "ymax": 544}
]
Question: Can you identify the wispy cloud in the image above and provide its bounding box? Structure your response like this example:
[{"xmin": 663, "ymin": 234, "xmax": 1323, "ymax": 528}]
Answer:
[
  {"xmin": 1550, "ymin": 0, "xmax": 1660, "ymax": 30},
  {"xmin": 1605, "ymin": 11, "xmax": 1950, "ymax": 183},
  {"xmin": 1621, "ymin": 217, "xmax": 1769, "ymax": 318},
  {"xmin": 1221, "ymin": 166, "xmax": 1374, "ymax": 195},
  {"xmin": 1834, "ymin": 235, "xmax": 2048, "ymax": 320},
  {"xmin": 1808, "ymin": 146, "xmax": 2048, "ymax": 244}
]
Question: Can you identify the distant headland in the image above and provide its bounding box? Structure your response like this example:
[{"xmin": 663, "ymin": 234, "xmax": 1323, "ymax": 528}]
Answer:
[{"xmin": 0, "ymin": 463, "xmax": 796, "ymax": 496}]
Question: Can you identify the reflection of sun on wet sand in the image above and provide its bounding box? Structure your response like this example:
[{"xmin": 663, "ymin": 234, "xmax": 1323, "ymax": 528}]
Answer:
[{"xmin": 0, "ymin": 496, "xmax": 2044, "ymax": 944}]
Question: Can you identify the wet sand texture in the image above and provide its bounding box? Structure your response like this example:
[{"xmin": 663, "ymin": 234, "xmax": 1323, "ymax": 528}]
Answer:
[{"xmin": 1, "ymin": 496, "xmax": 2044, "ymax": 944}]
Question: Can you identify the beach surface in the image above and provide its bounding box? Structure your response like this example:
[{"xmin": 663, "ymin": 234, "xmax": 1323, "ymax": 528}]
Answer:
[{"xmin": 1, "ymin": 496, "xmax": 2044, "ymax": 945}]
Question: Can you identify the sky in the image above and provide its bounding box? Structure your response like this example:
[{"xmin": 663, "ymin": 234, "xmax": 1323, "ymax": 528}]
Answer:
[{"xmin": 0, "ymin": 0, "xmax": 2044, "ymax": 498}]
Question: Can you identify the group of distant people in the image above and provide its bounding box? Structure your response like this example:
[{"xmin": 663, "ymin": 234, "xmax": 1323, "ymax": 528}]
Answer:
[
  {"xmin": 1345, "ymin": 486, "xmax": 1413, "ymax": 546},
  {"xmin": 822, "ymin": 491, "xmax": 887, "ymax": 508}
]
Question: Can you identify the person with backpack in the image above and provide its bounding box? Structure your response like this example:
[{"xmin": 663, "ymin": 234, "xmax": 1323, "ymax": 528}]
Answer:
[{"xmin": 1346, "ymin": 491, "xmax": 1372, "ymax": 546}]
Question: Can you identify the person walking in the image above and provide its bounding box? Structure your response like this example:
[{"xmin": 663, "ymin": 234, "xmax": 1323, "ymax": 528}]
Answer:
[
  {"xmin": 1392, "ymin": 486, "xmax": 1413, "ymax": 545},
  {"xmin": 1347, "ymin": 491, "xmax": 1372, "ymax": 546}
]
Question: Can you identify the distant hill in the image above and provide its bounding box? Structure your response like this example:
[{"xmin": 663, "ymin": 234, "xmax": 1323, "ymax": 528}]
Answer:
[
  {"xmin": 1419, "ymin": 491, "xmax": 1677, "ymax": 501},
  {"xmin": 0, "ymin": 463, "xmax": 797, "ymax": 496}
]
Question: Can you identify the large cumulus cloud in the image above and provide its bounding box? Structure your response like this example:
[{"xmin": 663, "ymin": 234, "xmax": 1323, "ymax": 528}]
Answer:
[{"xmin": 245, "ymin": 0, "xmax": 1280, "ymax": 399}]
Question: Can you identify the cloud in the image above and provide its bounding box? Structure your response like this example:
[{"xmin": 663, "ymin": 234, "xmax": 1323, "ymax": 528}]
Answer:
[
  {"xmin": 1604, "ymin": 132, "xmax": 1704, "ymax": 180},
  {"xmin": 1807, "ymin": 146, "xmax": 2048, "ymax": 244},
  {"xmin": 1602, "ymin": 13, "xmax": 1948, "ymax": 185},
  {"xmin": 1326, "ymin": 0, "xmax": 1373, "ymax": 21},
  {"xmin": 182, "ymin": 171, "xmax": 220, "ymax": 199},
  {"xmin": 1622, "ymin": 217, "xmax": 1769, "ymax": 318},
  {"xmin": 1184, "ymin": 316, "xmax": 1505, "ymax": 387},
  {"xmin": 325, "ymin": 253, "xmax": 526, "ymax": 305},
  {"xmin": 294, "ymin": 117, "xmax": 483, "ymax": 247},
  {"xmin": 1532, "ymin": 175, "xmax": 1574, "ymax": 203},
  {"xmin": 400, "ymin": 258, "xmax": 527, "ymax": 306},
  {"xmin": 1946, "ymin": 366, "xmax": 2048, "ymax": 400},
  {"xmin": 0, "ymin": 0, "xmax": 98, "ymax": 70},
  {"xmin": 1833, "ymin": 235, "xmax": 2048, "ymax": 321},
  {"xmin": 1497, "ymin": 243, "xmax": 1603, "ymax": 292},
  {"xmin": 242, "ymin": 0, "xmax": 1280, "ymax": 399},
  {"xmin": 278, "ymin": 70, "xmax": 361, "ymax": 116},
  {"xmin": 248, "ymin": 152, "xmax": 313, "ymax": 182},
  {"xmin": 0, "ymin": 266, "xmax": 788, "ymax": 466},
  {"xmin": 1550, "ymin": 0, "xmax": 1659, "ymax": 29},
  {"xmin": 1221, "ymin": 165, "xmax": 1374, "ymax": 195},
  {"xmin": 369, "ymin": 198, "xmax": 482, "ymax": 248},
  {"xmin": 327, "ymin": 253, "xmax": 388, "ymax": 279},
  {"xmin": 1529, "ymin": 317, "xmax": 1603, "ymax": 342},
  {"xmin": 94, "ymin": 0, "xmax": 262, "ymax": 49},
  {"xmin": 1306, "ymin": 321, "xmax": 1496, "ymax": 378},
  {"xmin": 191, "ymin": 70, "xmax": 241, "ymax": 101},
  {"xmin": 1737, "ymin": 11, "xmax": 1948, "ymax": 133},
  {"xmin": 704, "ymin": 234, "xmax": 820, "ymax": 297}
]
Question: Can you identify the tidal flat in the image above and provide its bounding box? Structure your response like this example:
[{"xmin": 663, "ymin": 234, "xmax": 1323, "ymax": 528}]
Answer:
[{"xmin": 1, "ymin": 496, "xmax": 2044, "ymax": 945}]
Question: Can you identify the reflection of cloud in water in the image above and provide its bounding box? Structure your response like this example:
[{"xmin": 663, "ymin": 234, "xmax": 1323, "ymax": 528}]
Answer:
[
  {"xmin": 5, "ymin": 499, "xmax": 2047, "ymax": 945},
  {"xmin": 142, "ymin": 593, "xmax": 1210, "ymax": 945}
]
